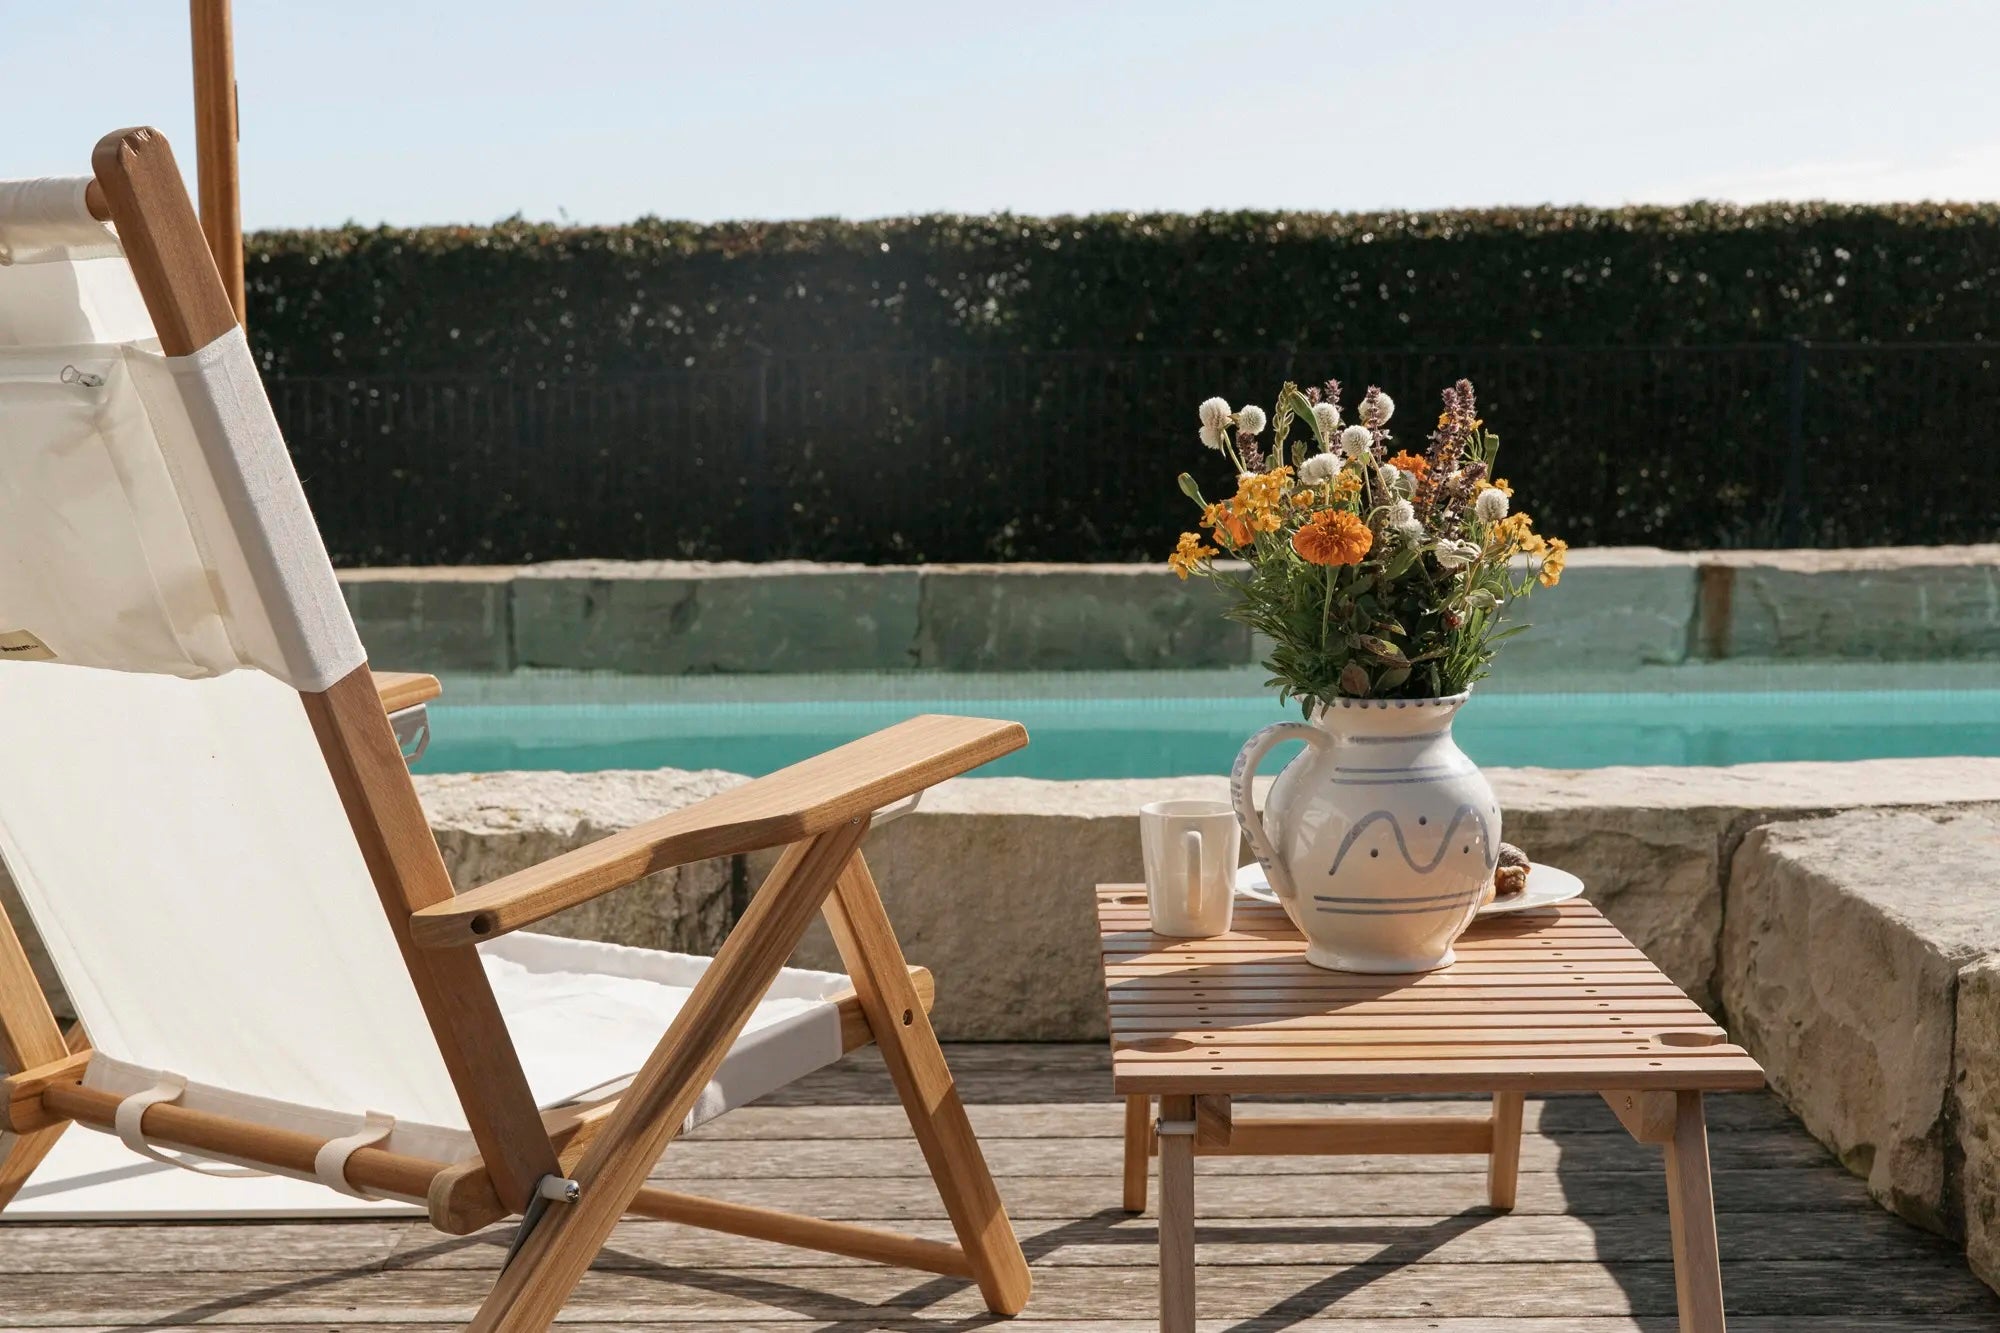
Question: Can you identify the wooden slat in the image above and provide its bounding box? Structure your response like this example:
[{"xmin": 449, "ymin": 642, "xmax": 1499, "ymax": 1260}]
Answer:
[
  {"xmin": 414, "ymin": 715, "xmax": 1026, "ymax": 947},
  {"xmin": 1116, "ymin": 1025, "xmax": 1725, "ymax": 1049},
  {"xmin": 1112, "ymin": 1010, "xmax": 1719, "ymax": 1034},
  {"xmin": 372, "ymin": 670, "xmax": 442, "ymax": 713},
  {"xmin": 1114, "ymin": 1056, "xmax": 1768, "ymax": 1096}
]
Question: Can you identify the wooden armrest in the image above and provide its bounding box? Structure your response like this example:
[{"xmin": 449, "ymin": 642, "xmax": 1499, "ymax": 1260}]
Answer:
[
  {"xmin": 373, "ymin": 670, "xmax": 441, "ymax": 713},
  {"xmin": 409, "ymin": 714, "xmax": 1026, "ymax": 949}
]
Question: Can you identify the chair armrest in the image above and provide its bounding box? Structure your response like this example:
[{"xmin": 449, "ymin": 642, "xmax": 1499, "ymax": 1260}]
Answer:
[
  {"xmin": 408, "ymin": 714, "xmax": 1026, "ymax": 948},
  {"xmin": 373, "ymin": 670, "xmax": 442, "ymax": 713}
]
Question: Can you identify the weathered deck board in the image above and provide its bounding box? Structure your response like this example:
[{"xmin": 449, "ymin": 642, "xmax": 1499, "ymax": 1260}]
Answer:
[{"xmin": 5, "ymin": 1044, "xmax": 1995, "ymax": 1330}]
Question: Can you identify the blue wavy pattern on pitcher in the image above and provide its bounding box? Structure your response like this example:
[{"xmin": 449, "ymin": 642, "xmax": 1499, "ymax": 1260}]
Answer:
[{"xmin": 1325, "ymin": 803, "xmax": 1498, "ymax": 877}]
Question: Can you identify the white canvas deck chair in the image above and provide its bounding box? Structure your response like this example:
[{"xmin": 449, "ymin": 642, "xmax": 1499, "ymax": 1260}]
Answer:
[{"xmin": 0, "ymin": 127, "xmax": 1032, "ymax": 1328}]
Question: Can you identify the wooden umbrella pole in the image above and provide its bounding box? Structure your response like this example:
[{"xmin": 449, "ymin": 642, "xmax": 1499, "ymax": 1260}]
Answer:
[{"xmin": 189, "ymin": 0, "xmax": 244, "ymax": 324}]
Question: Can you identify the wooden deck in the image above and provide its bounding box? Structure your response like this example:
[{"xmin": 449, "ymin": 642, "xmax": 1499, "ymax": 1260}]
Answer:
[{"xmin": 4, "ymin": 1044, "xmax": 1996, "ymax": 1331}]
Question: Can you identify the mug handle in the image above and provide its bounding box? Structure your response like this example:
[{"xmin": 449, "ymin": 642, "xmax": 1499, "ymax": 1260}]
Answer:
[
  {"xmin": 1230, "ymin": 720, "xmax": 1328, "ymax": 910},
  {"xmin": 1181, "ymin": 829, "xmax": 1204, "ymax": 922}
]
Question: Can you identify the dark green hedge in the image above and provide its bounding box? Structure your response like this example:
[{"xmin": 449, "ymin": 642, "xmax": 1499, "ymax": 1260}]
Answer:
[{"xmin": 244, "ymin": 204, "xmax": 2000, "ymax": 376}]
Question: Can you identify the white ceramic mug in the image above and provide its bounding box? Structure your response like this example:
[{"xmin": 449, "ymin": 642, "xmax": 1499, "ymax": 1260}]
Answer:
[{"xmin": 1139, "ymin": 799, "xmax": 1239, "ymax": 937}]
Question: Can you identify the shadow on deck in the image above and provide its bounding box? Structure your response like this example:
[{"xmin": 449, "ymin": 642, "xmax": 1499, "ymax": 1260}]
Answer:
[{"xmin": 4, "ymin": 1043, "xmax": 1995, "ymax": 1331}]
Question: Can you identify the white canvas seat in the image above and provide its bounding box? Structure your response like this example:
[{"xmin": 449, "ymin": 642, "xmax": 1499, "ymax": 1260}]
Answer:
[{"xmin": 0, "ymin": 128, "xmax": 1031, "ymax": 1330}]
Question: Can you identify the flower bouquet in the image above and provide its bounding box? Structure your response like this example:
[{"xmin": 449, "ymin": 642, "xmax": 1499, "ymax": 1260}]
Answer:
[
  {"xmin": 1175, "ymin": 375, "xmax": 1567, "ymax": 972},
  {"xmin": 1171, "ymin": 376, "xmax": 1563, "ymax": 708}
]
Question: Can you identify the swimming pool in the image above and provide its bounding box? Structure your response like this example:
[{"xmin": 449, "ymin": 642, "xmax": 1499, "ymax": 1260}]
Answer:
[{"xmin": 414, "ymin": 663, "xmax": 2000, "ymax": 778}]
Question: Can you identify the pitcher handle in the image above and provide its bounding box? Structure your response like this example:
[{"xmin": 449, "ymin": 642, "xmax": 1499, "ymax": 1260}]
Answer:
[{"xmin": 1230, "ymin": 720, "xmax": 1328, "ymax": 909}]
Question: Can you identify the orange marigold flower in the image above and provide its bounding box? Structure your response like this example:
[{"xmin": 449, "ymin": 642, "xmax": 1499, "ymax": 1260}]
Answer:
[
  {"xmin": 1203, "ymin": 500, "xmax": 1252, "ymax": 547},
  {"xmin": 1292, "ymin": 510, "xmax": 1373, "ymax": 566},
  {"xmin": 1386, "ymin": 450, "xmax": 1428, "ymax": 479}
]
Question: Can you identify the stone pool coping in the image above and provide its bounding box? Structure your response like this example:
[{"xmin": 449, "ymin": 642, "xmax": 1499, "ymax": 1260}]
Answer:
[{"xmin": 340, "ymin": 544, "xmax": 2000, "ymax": 675}]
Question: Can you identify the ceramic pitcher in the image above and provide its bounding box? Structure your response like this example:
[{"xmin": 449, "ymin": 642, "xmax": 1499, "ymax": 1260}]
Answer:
[{"xmin": 1230, "ymin": 692, "xmax": 1499, "ymax": 972}]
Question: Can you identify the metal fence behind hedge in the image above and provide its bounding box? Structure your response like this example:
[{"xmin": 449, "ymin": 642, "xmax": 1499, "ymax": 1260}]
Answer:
[{"xmin": 266, "ymin": 341, "xmax": 1998, "ymax": 565}]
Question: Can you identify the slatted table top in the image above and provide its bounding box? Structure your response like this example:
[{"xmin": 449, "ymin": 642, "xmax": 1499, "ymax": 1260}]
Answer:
[{"xmin": 1097, "ymin": 884, "xmax": 1765, "ymax": 1098}]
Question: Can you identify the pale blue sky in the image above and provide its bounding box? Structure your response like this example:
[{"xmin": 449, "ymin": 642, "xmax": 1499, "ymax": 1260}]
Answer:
[{"xmin": 7, "ymin": 1, "xmax": 1995, "ymax": 227}]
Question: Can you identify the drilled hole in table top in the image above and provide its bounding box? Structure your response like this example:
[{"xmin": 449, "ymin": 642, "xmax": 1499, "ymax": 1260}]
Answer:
[{"xmin": 1655, "ymin": 1030, "xmax": 1724, "ymax": 1047}]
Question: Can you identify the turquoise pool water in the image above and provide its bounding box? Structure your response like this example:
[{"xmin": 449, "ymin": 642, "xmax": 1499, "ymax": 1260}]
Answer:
[{"xmin": 414, "ymin": 664, "xmax": 2000, "ymax": 778}]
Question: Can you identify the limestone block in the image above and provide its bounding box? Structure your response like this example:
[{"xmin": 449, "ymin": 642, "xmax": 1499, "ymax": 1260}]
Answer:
[
  {"xmin": 1720, "ymin": 809, "xmax": 2000, "ymax": 1233},
  {"xmin": 513, "ymin": 560, "xmax": 920, "ymax": 674},
  {"xmin": 783, "ymin": 775, "xmax": 1232, "ymax": 1041},
  {"xmin": 1960, "ymin": 955, "xmax": 2000, "ymax": 1293},
  {"xmin": 339, "ymin": 566, "xmax": 517, "ymax": 673},
  {"xmin": 416, "ymin": 767, "xmax": 746, "ymax": 955},
  {"xmin": 1714, "ymin": 545, "xmax": 2000, "ymax": 659},
  {"xmin": 1493, "ymin": 547, "xmax": 1699, "ymax": 672},
  {"xmin": 916, "ymin": 564, "xmax": 1250, "ymax": 671}
]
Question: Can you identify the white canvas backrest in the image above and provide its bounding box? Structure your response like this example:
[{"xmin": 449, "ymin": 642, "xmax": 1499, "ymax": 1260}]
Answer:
[{"xmin": 0, "ymin": 178, "xmax": 471, "ymax": 1152}]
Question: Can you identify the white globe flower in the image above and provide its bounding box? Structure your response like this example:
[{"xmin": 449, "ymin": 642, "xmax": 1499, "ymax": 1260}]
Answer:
[
  {"xmin": 1236, "ymin": 404, "xmax": 1267, "ymax": 434},
  {"xmin": 1387, "ymin": 498, "xmax": 1417, "ymax": 527},
  {"xmin": 1434, "ymin": 538, "xmax": 1481, "ymax": 570},
  {"xmin": 1197, "ymin": 396, "xmax": 1232, "ymax": 451},
  {"xmin": 1298, "ymin": 452, "xmax": 1343, "ymax": 486},
  {"xmin": 1311, "ymin": 401, "xmax": 1341, "ymax": 439},
  {"xmin": 1475, "ymin": 487, "xmax": 1510, "ymax": 523},
  {"xmin": 1338, "ymin": 424, "xmax": 1374, "ymax": 462},
  {"xmin": 1359, "ymin": 389, "xmax": 1395, "ymax": 428},
  {"xmin": 1378, "ymin": 463, "xmax": 1401, "ymax": 490}
]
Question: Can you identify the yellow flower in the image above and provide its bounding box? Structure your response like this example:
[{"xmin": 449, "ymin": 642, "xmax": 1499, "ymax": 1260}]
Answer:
[
  {"xmin": 1292, "ymin": 510, "xmax": 1373, "ymax": 566},
  {"xmin": 1538, "ymin": 537, "xmax": 1569, "ymax": 587},
  {"xmin": 1168, "ymin": 531, "xmax": 1218, "ymax": 580},
  {"xmin": 1481, "ymin": 476, "xmax": 1514, "ymax": 497},
  {"xmin": 1290, "ymin": 490, "xmax": 1317, "ymax": 508},
  {"xmin": 1330, "ymin": 471, "xmax": 1362, "ymax": 503},
  {"xmin": 1232, "ymin": 466, "xmax": 1293, "ymax": 516},
  {"xmin": 1490, "ymin": 511, "xmax": 1544, "ymax": 555}
]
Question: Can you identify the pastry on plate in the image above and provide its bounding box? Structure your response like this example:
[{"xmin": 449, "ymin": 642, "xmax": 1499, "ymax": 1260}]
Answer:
[{"xmin": 1481, "ymin": 842, "xmax": 1531, "ymax": 906}]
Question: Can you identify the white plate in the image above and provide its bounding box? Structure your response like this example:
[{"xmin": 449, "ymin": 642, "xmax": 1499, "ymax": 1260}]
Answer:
[
  {"xmin": 1233, "ymin": 862, "xmax": 1585, "ymax": 917},
  {"xmin": 1477, "ymin": 862, "xmax": 1585, "ymax": 917}
]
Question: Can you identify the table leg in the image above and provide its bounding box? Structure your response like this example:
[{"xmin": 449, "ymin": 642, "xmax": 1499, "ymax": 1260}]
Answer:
[
  {"xmin": 1157, "ymin": 1094, "xmax": 1196, "ymax": 1333},
  {"xmin": 1487, "ymin": 1090, "xmax": 1524, "ymax": 1210},
  {"xmin": 1663, "ymin": 1090, "xmax": 1726, "ymax": 1332},
  {"xmin": 1122, "ymin": 1095, "xmax": 1151, "ymax": 1213}
]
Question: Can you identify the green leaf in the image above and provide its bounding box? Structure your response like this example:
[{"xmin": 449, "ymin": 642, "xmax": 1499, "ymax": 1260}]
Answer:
[
  {"xmin": 1280, "ymin": 385, "xmax": 1321, "ymax": 442},
  {"xmin": 1338, "ymin": 662, "xmax": 1372, "ymax": 697},
  {"xmin": 1374, "ymin": 665, "xmax": 1412, "ymax": 692},
  {"xmin": 1355, "ymin": 634, "xmax": 1410, "ymax": 667}
]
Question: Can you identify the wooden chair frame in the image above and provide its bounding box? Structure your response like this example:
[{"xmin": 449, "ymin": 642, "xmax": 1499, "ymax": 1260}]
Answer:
[{"xmin": 0, "ymin": 127, "xmax": 1032, "ymax": 1331}]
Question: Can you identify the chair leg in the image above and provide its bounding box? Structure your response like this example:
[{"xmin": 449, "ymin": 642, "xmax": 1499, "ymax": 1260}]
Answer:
[
  {"xmin": 0, "ymin": 1122, "xmax": 68, "ymax": 1212},
  {"xmin": 1487, "ymin": 1090, "xmax": 1524, "ymax": 1210},
  {"xmin": 1662, "ymin": 1091, "xmax": 1726, "ymax": 1333},
  {"xmin": 822, "ymin": 853, "xmax": 1033, "ymax": 1317},
  {"xmin": 1122, "ymin": 1095, "xmax": 1151, "ymax": 1213},
  {"xmin": 1156, "ymin": 1094, "xmax": 1197, "ymax": 1333},
  {"xmin": 467, "ymin": 822, "xmax": 869, "ymax": 1333}
]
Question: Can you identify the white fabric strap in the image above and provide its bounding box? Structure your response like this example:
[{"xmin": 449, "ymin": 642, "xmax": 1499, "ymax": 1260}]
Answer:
[
  {"xmin": 313, "ymin": 1110, "xmax": 398, "ymax": 1199},
  {"xmin": 113, "ymin": 1074, "xmax": 269, "ymax": 1179}
]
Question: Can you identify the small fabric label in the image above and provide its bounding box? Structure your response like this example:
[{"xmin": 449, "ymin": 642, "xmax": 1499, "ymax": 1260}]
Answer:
[{"xmin": 0, "ymin": 630, "xmax": 55, "ymax": 662}]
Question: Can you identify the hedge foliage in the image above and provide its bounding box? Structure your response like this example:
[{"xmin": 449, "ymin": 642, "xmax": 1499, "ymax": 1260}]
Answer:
[{"xmin": 244, "ymin": 203, "xmax": 2000, "ymax": 376}]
